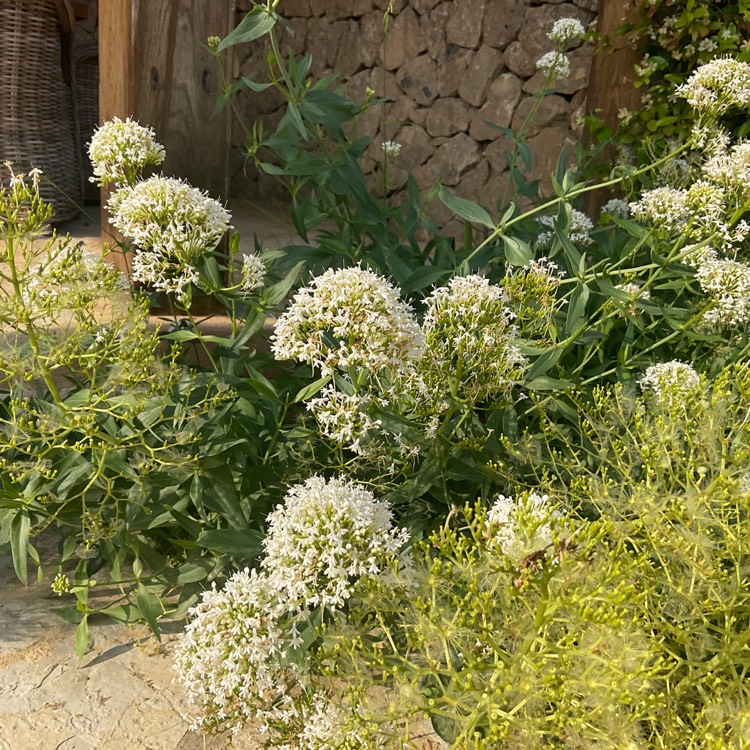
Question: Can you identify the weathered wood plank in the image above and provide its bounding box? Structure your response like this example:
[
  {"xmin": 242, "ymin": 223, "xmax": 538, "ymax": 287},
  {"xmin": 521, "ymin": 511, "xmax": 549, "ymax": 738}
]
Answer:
[
  {"xmin": 98, "ymin": 0, "xmax": 234, "ymax": 273},
  {"xmin": 133, "ymin": 1, "xmax": 234, "ymax": 200}
]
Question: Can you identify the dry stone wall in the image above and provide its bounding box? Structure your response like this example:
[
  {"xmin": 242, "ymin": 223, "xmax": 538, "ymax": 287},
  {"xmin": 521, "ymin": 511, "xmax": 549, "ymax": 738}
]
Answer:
[{"xmin": 232, "ymin": 0, "xmax": 598, "ymax": 221}]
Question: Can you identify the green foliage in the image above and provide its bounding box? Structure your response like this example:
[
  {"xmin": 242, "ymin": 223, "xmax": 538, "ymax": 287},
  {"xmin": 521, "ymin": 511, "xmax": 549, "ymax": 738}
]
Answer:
[
  {"xmin": 261, "ymin": 363, "xmax": 750, "ymax": 748},
  {"xmin": 614, "ymin": 0, "xmax": 750, "ymax": 162}
]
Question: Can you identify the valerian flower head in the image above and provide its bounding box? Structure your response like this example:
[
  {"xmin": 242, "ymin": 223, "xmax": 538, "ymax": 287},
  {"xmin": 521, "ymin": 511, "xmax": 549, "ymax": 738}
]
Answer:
[
  {"xmin": 240, "ymin": 252, "xmax": 266, "ymax": 293},
  {"xmin": 695, "ymin": 257, "xmax": 750, "ymax": 329},
  {"xmin": 88, "ymin": 117, "xmax": 166, "ymax": 187},
  {"xmin": 271, "ymin": 266, "xmax": 423, "ymax": 376},
  {"xmin": 631, "ymin": 182, "xmax": 736, "ymax": 244},
  {"xmin": 703, "ymin": 141, "xmax": 750, "ymax": 202},
  {"xmin": 173, "ymin": 567, "xmax": 307, "ymax": 736},
  {"xmin": 548, "ymin": 17, "xmax": 585, "ymax": 44},
  {"xmin": 639, "ymin": 361, "xmax": 701, "ymax": 408},
  {"xmin": 630, "ymin": 187, "xmax": 690, "ymax": 235},
  {"xmin": 108, "ymin": 175, "xmax": 231, "ymax": 301},
  {"xmin": 299, "ymin": 694, "xmax": 388, "ymax": 750},
  {"xmin": 261, "ymin": 476, "xmax": 410, "ymax": 610},
  {"xmin": 382, "ymin": 140, "xmax": 402, "ymax": 157},
  {"xmin": 419, "ymin": 275, "xmax": 526, "ymax": 404},
  {"xmin": 601, "ymin": 198, "xmax": 630, "ymax": 220},
  {"xmin": 537, "ymin": 209, "xmax": 594, "ymax": 248},
  {"xmin": 487, "ymin": 492, "xmax": 560, "ymax": 564},
  {"xmin": 306, "ymin": 386, "xmax": 386, "ymax": 457},
  {"xmin": 536, "ymin": 51, "xmax": 571, "ymax": 79},
  {"xmin": 676, "ymin": 57, "xmax": 750, "ymax": 115}
]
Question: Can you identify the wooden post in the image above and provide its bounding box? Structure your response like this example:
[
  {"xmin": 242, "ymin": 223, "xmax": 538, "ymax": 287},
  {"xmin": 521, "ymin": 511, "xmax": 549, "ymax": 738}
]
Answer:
[
  {"xmin": 98, "ymin": 0, "xmax": 134, "ymax": 274},
  {"xmin": 585, "ymin": 0, "xmax": 642, "ymax": 215},
  {"xmin": 97, "ymin": 0, "xmax": 234, "ymax": 274},
  {"xmin": 587, "ymin": 0, "xmax": 642, "ymax": 140}
]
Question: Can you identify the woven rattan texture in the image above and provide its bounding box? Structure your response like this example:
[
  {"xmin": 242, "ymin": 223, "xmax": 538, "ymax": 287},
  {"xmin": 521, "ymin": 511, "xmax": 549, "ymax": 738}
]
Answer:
[
  {"xmin": 0, "ymin": 0, "xmax": 83, "ymax": 221},
  {"xmin": 75, "ymin": 45, "xmax": 99, "ymax": 203}
]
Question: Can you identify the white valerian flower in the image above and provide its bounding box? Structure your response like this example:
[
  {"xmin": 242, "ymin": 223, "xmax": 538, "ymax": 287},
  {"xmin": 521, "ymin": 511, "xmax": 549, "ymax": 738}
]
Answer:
[
  {"xmin": 240, "ymin": 252, "xmax": 266, "ymax": 293},
  {"xmin": 639, "ymin": 361, "xmax": 701, "ymax": 407},
  {"xmin": 88, "ymin": 117, "xmax": 166, "ymax": 187},
  {"xmin": 307, "ymin": 386, "xmax": 386, "ymax": 456},
  {"xmin": 602, "ymin": 198, "xmax": 630, "ymax": 220},
  {"xmin": 27, "ymin": 167, "xmax": 43, "ymax": 189},
  {"xmin": 108, "ymin": 175, "xmax": 231, "ymax": 300},
  {"xmin": 173, "ymin": 567, "xmax": 307, "ymax": 736},
  {"xmin": 630, "ymin": 187, "xmax": 690, "ymax": 235},
  {"xmin": 261, "ymin": 476, "xmax": 410, "ymax": 610},
  {"xmin": 536, "ymin": 50, "xmax": 571, "ymax": 79},
  {"xmin": 537, "ymin": 209, "xmax": 594, "ymax": 247},
  {"xmin": 676, "ymin": 57, "xmax": 750, "ymax": 115},
  {"xmin": 419, "ymin": 274, "xmax": 526, "ymax": 404},
  {"xmin": 548, "ymin": 17, "xmax": 585, "ymax": 44},
  {"xmin": 299, "ymin": 693, "xmax": 388, "ymax": 750},
  {"xmin": 382, "ymin": 140, "xmax": 402, "ymax": 157},
  {"xmin": 695, "ymin": 257, "xmax": 750, "ymax": 328},
  {"xmin": 703, "ymin": 141, "xmax": 750, "ymax": 202},
  {"xmin": 487, "ymin": 492, "xmax": 560, "ymax": 564},
  {"xmin": 680, "ymin": 243, "xmax": 719, "ymax": 269},
  {"xmin": 271, "ymin": 266, "xmax": 423, "ymax": 376}
]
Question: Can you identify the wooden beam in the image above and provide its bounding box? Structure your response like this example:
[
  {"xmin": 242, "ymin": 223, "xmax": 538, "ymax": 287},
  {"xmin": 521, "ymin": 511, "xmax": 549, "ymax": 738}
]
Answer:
[
  {"xmin": 98, "ymin": 0, "xmax": 134, "ymax": 274},
  {"xmin": 97, "ymin": 0, "xmax": 234, "ymax": 276},
  {"xmin": 585, "ymin": 0, "xmax": 642, "ymax": 215},
  {"xmin": 587, "ymin": 0, "xmax": 641, "ymax": 140}
]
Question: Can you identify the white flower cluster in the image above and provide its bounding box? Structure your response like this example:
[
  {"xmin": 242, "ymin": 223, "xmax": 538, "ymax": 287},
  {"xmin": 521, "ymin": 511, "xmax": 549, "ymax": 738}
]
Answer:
[
  {"xmin": 631, "ymin": 182, "xmax": 746, "ymax": 246},
  {"xmin": 262, "ymin": 476, "xmax": 410, "ymax": 609},
  {"xmin": 536, "ymin": 51, "xmax": 571, "ymax": 79},
  {"xmin": 307, "ymin": 386, "xmax": 386, "ymax": 456},
  {"xmin": 548, "ymin": 17, "xmax": 585, "ymax": 44},
  {"xmin": 703, "ymin": 141, "xmax": 750, "ymax": 202},
  {"xmin": 419, "ymin": 275, "xmax": 526, "ymax": 403},
  {"xmin": 638, "ymin": 361, "xmax": 701, "ymax": 408},
  {"xmin": 487, "ymin": 492, "xmax": 559, "ymax": 564},
  {"xmin": 536, "ymin": 209, "xmax": 594, "ymax": 249},
  {"xmin": 174, "ymin": 476, "xmax": 409, "ymax": 736},
  {"xmin": 88, "ymin": 117, "xmax": 165, "ymax": 187},
  {"xmin": 173, "ymin": 567, "xmax": 306, "ymax": 735},
  {"xmin": 240, "ymin": 253, "xmax": 266, "ymax": 293},
  {"xmin": 108, "ymin": 176, "xmax": 231, "ymax": 300},
  {"xmin": 696, "ymin": 257, "xmax": 750, "ymax": 329},
  {"xmin": 272, "ymin": 266, "xmax": 423, "ymax": 376},
  {"xmin": 602, "ymin": 198, "xmax": 630, "ymax": 220},
  {"xmin": 676, "ymin": 57, "xmax": 750, "ymax": 115},
  {"xmin": 630, "ymin": 187, "xmax": 689, "ymax": 235},
  {"xmin": 298, "ymin": 694, "xmax": 387, "ymax": 750},
  {"xmin": 382, "ymin": 140, "xmax": 402, "ymax": 157}
]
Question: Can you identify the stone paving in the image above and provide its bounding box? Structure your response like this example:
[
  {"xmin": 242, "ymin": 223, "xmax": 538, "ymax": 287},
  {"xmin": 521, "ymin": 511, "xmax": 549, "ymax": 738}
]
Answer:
[{"xmin": 0, "ymin": 547, "xmax": 260, "ymax": 750}]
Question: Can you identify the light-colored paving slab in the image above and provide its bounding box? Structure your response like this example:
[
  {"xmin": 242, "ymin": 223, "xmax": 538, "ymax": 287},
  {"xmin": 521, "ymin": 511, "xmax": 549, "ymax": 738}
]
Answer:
[{"xmin": 0, "ymin": 550, "xmax": 259, "ymax": 750}]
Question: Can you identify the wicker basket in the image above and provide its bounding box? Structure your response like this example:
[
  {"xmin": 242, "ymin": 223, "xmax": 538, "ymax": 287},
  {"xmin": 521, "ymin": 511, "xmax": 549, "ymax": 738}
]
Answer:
[
  {"xmin": 0, "ymin": 0, "xmax": 83, "ymax": 222},
  {"xmin": 75, "ymin": 42, "xmax": 99, "ymax": 203}
]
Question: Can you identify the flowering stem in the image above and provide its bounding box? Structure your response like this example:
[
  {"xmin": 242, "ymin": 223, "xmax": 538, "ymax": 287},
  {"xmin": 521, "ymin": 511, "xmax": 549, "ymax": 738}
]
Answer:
[
  {"xmin": 462, "ymin": 143, "xmax": 690, "ymax": 269},
  {"xmin": 5, "ymin": 234, "xmax": 64, "ymax": 404}
]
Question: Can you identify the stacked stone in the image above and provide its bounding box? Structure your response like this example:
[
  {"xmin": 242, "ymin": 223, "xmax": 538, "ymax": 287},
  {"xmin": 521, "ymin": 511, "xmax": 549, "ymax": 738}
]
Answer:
[{"xmin": 232, "ymin": 0, "xmax": 597, "ymax": 219}]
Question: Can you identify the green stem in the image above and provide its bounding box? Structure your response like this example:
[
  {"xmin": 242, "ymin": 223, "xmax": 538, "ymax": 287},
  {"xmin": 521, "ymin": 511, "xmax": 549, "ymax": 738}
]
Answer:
[
  {"xmin": 6, "ymin": 235, "xmax": 64, "ymax": 403},
  {"xmin": 463, "ymin": 143, "xmax": 690, "ymax": 268}
]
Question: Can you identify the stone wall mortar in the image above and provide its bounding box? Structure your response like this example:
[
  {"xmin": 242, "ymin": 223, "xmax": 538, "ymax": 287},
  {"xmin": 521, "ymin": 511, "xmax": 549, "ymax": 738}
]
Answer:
[{"xmin": 232, "ymin": 0, "xmax": 598, "ymax": 219}]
